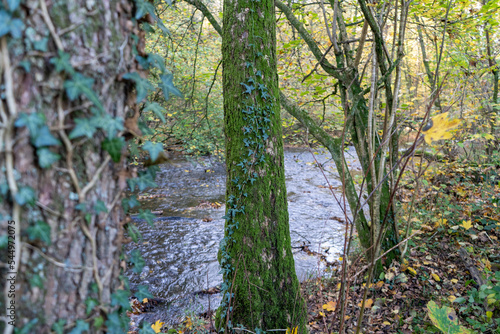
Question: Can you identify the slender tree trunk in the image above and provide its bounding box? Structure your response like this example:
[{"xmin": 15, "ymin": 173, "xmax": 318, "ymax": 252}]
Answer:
[
  {"xmin": 0, "ymin": 1, "xmax": 144, "ymax": 332},
  {"xmin": 217, "ymin": 0, "xmax": 307, "ymax": 332}
]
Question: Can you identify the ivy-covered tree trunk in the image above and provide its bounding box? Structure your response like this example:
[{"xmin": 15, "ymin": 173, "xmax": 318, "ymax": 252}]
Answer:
[
  {"xmin": 217, "ymin": 0, "xmax": 307, "ymax": 332},
  {"xmin": 0, "ymin": 1, "xmax": 146, "ymax": 332}
]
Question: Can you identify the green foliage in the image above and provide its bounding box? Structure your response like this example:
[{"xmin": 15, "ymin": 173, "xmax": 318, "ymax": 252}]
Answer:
[
  {"xmin": 102, "ymin": 137, "xmax": 125, "ymax": 163},
  {"xmin": 454, "ymin": 271, "xmax": 500, "ymax": 332},
  {"xmin": 129, "ymin": 249, "xmax": 145, "ymax": 274},
  {"xmin": 135, "ymin": 285, "xmax": 153, "ymax": 300},
  {"xmin": 51, "ymin": 319, "xmax": 66, "ymax": 334},
  {"xmin": 159, "ymin": 73, "xmax": 183, "ymax": 100},
  {"xmin": 137, "ymin": 209, "xmax": 156, "ymax": 226},
  {"xmin": 50, "ymin": 50, "xmax": 74, "ymax": 75},
  {"xmin": 68, "ymin": 320, "xmax": 90, "ymax": 334},
  {"xmin": 111, "ymin": 289, "xmax": 131, "ymax": 309},
  {"xmin": 127, "ymin": 171, "xmax": 157, "ymax": 191},
  {"xmin": 142, "ymin": 141, "xmax": 163, "ymax": 162},
  {"xmin": 37, "ymin": 148, "xmax": 61, "ymax": 169},
  {"xmin": 123, "ymin": 72, "xmax": 155, "ymax": 102},
  {"xmin": 0, "ymin": 9, "xmax": 24, "ymax": 38},
  {"xmin": 64, "ymin": 73, "xmax": 104, "ymax": 112},
  {"xmin": 14, "ymin": 186, "xmax": 35, "ymax": 206},
  {"xmin": 14, "ymin": 319, "xmax": 38, "ymax": 334},
  {"xmin": 15, "ymin": 113, "xmax": 61, "ymax": 148},
  {"xmin": 135, "ymin": 0, "xmax": 156, "ymax": 20},
  {"xmin": 143, "ymin": 102, "xmax": 166, "ymax": 123},
  {"xmin": 105, "ymin": 311, "xmax": 129, "ymax": 334},
  {"xmin": 69, "ymin": 118, "xmax": 99, "ymax": 139},
  {"xmin": 26, "ymin": 220, "xmax": 51, "ymax": 245}
]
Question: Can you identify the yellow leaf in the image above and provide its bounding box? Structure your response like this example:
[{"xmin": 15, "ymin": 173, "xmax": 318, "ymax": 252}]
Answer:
[
  {"xmin": 184, "ymin": 316, "xmax": 193, "ymax": 330},
  {"xmin": 319, "ymin": 312, "xmax": 325, "ymax": 317},
  {"xmin": 151, "ymin": 320, "xmax": 164, "ymax": 334},
  {"xmin": 358, "ymin": 298, "xmax": 373, "ymax": 308},
  {"xmin": 422, "ymin": 112, "xmax": 460, "ymax": 145},
  {"xmin": 407, "ymin": 267, "xmax": 417, "ymax": 276},
  {"xmin": 451, "ymin": 279, "xmax": 459, "ymax": 284},
  {"xmin": 322, "ymin": 300, "xmax": 337, "ymax": 312},
  {"xmin": 461, "ymin": 220, "xmax": 473, "ymax": 230},
  {"xmin": 486, "ymin": 311, "xmax": 493, "ymax": 319},
  {"xmin": 448, "ymin": 295, "xmax": 456, "ymax": 302},
  {"xmin": 143, "ymin": 298, "xmax": 148, "ymax": 303},
  {"xmin": 431, "ymin": 273, "xmax": 441, "ymax": 281},
  {"xmin": 383, "ymin": 321, "xmax": 391, "ymax": 325},
  {"xmin": 285, "ymin": 327, "xmax": 298, "ymax": 334}
]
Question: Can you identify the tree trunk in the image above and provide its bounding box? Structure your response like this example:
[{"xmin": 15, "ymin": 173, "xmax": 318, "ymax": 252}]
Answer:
[
  {"xmin": 217, "ymin": 0, "xmax": 307, "ymax": 332},
  {"xmin": 0, "ymin": 1, "xmax": 144, "ymax": 332}
]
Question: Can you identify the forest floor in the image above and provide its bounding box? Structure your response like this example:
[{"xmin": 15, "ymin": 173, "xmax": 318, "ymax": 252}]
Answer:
[
  {"xmin": 299, "ymin": 159, "xmax": 500, "ymax": 333},
  {"xmin": 131, "ymin": 158, "xmax": 499, "ymax": 334}
]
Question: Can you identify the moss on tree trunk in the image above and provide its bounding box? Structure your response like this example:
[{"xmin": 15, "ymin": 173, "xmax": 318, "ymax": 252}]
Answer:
[{"xmin": 217, "ymin": 0, "xmax": 307, "ymax": 332}]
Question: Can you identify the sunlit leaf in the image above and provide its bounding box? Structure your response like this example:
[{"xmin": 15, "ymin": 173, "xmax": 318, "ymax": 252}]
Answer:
[
  {"xmin": 322, "ymin": 300, "xmax": 336, "ymax": 312},
  {"xmin": 151, "ymin": 320, "xmax": 164, "ymax": 334},
  {"xmin": 427, "ymin": 300, "xmax": 473, "ymax": 334},
  {"xmin": 422, "ymin": 112, "xmax": 460, "ymax": 145}
]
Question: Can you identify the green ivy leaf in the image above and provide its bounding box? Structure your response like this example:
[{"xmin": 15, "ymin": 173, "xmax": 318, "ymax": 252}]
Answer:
[
  {"xmin": 130, "ymin": 249, "xmax": 145, "ymax": 274},
  {"xmin": 157, "ymin": 20, "xmax": 170, "ymax": 35},
  {"xmin": 143, "ymin": 102, "xmax": 166, "ymax": 123},
  {"xmin": 127, "ymin": 224, "xmax": 142, "ymax": 243},
  {"xmin": 147, "ymin": 53, "xmax": 167, "ymax": 73},
  {"xmin": 137, "ymin": 209, "xmax": 155, "ymax": 227},
  {"xmin": 26, "ymin": 220, "xmax": 51, "ymax": 245},
  {"xmin": 64, "ymin": 73, "xmax": 104, "ymax": 112},
  {"xmin": 128, "ymin": 172, "xmax": 157, "ymax": 191},
  {"xmin": 111, "ymin": 289, "xmax": 130, "ymax": 309},
  {"xmin": 33, "ymin": 125, "xmax": 60, "ymax": 147},
  {"xmin": 68, "ymin": 319, "xmax": 90, "ymax": 334},
  {"xmin": 135, "ymin": 285, "xmax": 153, "ymax": 301},
  {"xmin": 122, "ymin": 72, "xmax": 154, "ymax": 102},
  {"xmin": 139, "ymin": 323, "xmax": 157, "ymax": 334},
  {"xmin": 14, "ymin": 186, "xmax": 36, "ymax": 206},
  {"xmin": 7, "ymin": 0, "xmax": 21, "ymax": 11},
  {"xmin": 16, "ymin": 319, "xmax": 38, "ymax": 334},
  {"xmin": 122, "ymin": 196, "xmax": 140, "ymax": 214},
  {"xmin": 15, "ymin": 112, "xmax": 46, "ymax": 135},
  {"xmin": 135, "ymin": 0, "xmax": 156, "ymax": 19},
  {"xmin": 85, "ymin": 298, "xmax": 99, "ymax": 315},
  {"xmin": 142, "ymin": 141, "xmax": 163, "ymax": 162},
  {"xmin": 98, "ymin": 114, "xmax": 124, "ymax": 138},
  {"xmin": 33, "ymin": 37, "xmax": 49, "ymax": 52},
  {"xmin": 69, "ymin": 118, "xmax": 98, "ymax": 139},
  {"xmin": 102, "ymin": 137, "xmax": 125, "ymax": 163},
  {"xmin": 105, "ymin": 311, "xmax": 128, "ymax": 334},
  {"xmin": 159, "ymin": 73, "xmax": 183, "ymax": 100},
  {"xmin": 93, "ymin": 200, "xmax": 108, "ymax": 214},
  {"xmin": 0, "ymin": 10, "xmax": 25, "ymax": 38},
  {"xmin": 37, "ymin": 148, "xmax": 61, "ymax": 169},
  {"xmin": 50, "ymin": 51, "xmax": 74, "ymax": 75},
  {"xmin": 52, "ymin": 319, "xmax": 66, "ymax": 334}
]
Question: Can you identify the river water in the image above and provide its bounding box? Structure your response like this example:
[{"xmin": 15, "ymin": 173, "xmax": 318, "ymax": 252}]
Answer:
[{"xmin": 124, "ymin": 147, "xmax": 360, "ymax": 323}]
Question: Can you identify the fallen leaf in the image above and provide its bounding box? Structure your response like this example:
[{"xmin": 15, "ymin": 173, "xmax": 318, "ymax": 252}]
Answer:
[
  {"xmin": 358, "ymin": 298, "xmax": 373, "ymax": 308},
  {"xmin": 407, "ymin": 267, "xmax": 417, "ymax": 276},
  {"xmin": 322, "ymin": 300, "xmax": 337, "ymax": 312},
  {"xmin": 461, "ymin": 220, "xmax": 472, "ymax": 230},
  {"xmin": 431, "ymin": 273, "xmax": 441, "ymax": 281},
  {"xmin": 151, "ymin": 320, "xmax": 164, "ymax": 334}
]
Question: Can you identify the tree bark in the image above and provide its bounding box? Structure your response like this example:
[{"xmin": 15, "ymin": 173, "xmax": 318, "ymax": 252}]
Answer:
[
  {"xmin": 217, "ymin": 0, "xmax": 307, "ymax": 332},
  {"xmin": 0, "ymin": 0, "xmax": 144, "ymax": 332}
]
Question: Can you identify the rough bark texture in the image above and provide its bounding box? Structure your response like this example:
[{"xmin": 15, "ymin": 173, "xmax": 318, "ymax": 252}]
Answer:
[
  {"xmin": 0, "ymin": 0, "xmax": 144, "ymax": 332},
  {"xmin": 218, "ymin": 0, "xmax": 307, "ymax": 332}
]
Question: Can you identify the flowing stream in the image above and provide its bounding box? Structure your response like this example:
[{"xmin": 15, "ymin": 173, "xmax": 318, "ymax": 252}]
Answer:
[{"xmin": 124, "ymin": 147, "xmax": 360, "ymax": 324}]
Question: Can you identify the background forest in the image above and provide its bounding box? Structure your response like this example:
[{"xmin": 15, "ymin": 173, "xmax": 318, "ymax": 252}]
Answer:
[{"xmin": 0, "ymin": 0, "xmax": 499, "ymax": 333}]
